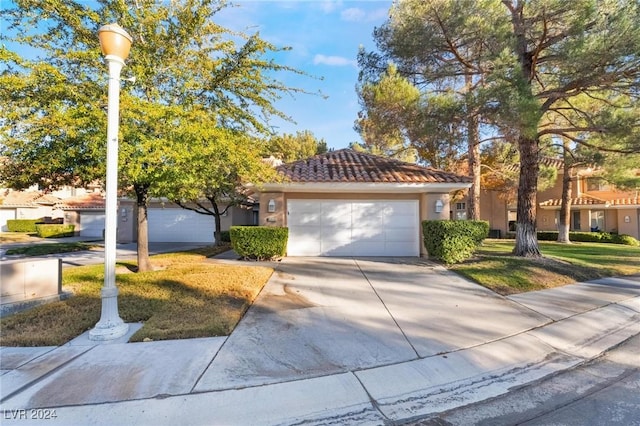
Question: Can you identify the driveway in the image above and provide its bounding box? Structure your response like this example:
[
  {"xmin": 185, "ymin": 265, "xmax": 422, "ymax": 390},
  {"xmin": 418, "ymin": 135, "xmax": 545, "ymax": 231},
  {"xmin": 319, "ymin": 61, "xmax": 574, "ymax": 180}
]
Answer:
[{"xmin": 194, "ymin": 256, "xmax": 551, "ymax": 391}]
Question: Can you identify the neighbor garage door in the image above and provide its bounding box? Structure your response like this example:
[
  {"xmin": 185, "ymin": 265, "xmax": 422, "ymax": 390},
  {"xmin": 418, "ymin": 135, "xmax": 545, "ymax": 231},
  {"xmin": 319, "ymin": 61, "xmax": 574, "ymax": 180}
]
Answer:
[
  {"xmin": 287, "ymin": 200, "xmax": 419, "ymax": 256},
  {"xmin": 79, "ymin": 212, "xmax": 105, "ymax": 238},
  {"xmin": 148, "ymin": 209, "xmax": 215, "ymax": 243}
]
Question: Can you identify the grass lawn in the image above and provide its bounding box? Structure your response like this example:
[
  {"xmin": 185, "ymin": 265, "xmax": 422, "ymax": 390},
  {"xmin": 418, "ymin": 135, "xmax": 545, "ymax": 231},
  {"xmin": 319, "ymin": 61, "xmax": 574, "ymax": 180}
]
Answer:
[
  {"xmin": 0, "ymin": 232, "xmax": 39, "ymax": 243},
  {"xmin": 451, "ymin": 239, "xmax": 640, "ymax": 295},
  {"xmin": 0, "ymin": 246, "xmax": 273, "ymax": 347},
  {"xmin": 5, "ymin": 242, "xmax": 100, "ymax": 256}
]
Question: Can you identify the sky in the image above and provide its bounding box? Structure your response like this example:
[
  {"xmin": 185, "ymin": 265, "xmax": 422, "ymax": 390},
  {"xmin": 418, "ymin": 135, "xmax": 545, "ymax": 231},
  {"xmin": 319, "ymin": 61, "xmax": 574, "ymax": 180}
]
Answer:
[{"xmin": 214, "ymin": 0, "xmax": 393, "ymax": 150}]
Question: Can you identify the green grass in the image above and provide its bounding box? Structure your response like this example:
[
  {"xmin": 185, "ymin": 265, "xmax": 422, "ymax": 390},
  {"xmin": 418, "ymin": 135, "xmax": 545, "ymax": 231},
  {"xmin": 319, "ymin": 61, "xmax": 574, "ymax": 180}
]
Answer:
[
  {"xmin": 0, "ymin": 246, "xmax": 273, "ymax": 346},
  {"xmin": 450, "ymin": 240, "xmax": 640, "ymax": 295},
  {"xmin": 5, "ymin": 242, "xmax": 99, "ymax": 256}
]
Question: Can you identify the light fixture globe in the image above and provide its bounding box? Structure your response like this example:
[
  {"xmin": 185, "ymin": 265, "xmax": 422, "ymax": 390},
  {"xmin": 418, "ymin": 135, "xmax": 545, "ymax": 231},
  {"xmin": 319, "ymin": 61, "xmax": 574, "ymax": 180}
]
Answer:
[{"xmin": 98, "ymin": 23, "xmax": 133, "ymax": 61}]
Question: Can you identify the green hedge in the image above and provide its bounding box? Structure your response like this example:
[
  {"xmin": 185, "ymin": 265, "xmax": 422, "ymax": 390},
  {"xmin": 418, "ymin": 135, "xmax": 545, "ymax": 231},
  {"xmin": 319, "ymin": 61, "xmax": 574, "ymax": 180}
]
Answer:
[
  {"xmin": 504, "ymin": 231, "xmax": 639, "ymax": 246},
  {"xmin": 35, "ymin": 224, "xmax": 75, "ymax": 238},
  {"xmin": 422, "ymin": 220, "xmax": 489, "ymax": 264},
  {"xmin": 230, "ymin": 226, "xmax": 288, "ymax": 260},
  {"xmin": 219, "ymin": 230, "xmax": 231, "ymax": 243},
  {"xmin": 6, "ymin": 219, "xmax": 41, "ymax": 232}
]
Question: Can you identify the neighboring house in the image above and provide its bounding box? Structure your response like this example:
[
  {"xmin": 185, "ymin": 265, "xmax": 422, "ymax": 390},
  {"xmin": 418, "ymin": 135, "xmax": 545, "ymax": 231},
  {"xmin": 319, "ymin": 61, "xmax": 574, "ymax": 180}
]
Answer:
[
  {"xmin": 54, "ymin": 194, "xmax": 253, "ymax": 244},
  {"xmin": 480, "ymin": 163, "xmax": 640, "ymax": 239},
  {"xmin": 0, "ymin": 190, "xmax": 62, "ymax": 231},
  {"xmin": 255, "ymin": 149, "xmax": 472, "ymax": 257}
]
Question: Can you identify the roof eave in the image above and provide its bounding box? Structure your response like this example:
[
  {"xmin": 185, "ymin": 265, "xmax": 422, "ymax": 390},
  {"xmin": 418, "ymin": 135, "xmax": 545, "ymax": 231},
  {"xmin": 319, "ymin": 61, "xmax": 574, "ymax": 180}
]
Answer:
[{"xmin": 256, "ymin": 182, "xmax": 472, "ymax": 193}]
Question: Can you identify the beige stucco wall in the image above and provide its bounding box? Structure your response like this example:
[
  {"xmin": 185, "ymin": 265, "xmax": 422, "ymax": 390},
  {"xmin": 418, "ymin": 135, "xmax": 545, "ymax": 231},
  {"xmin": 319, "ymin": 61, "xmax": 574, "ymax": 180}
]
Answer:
[
  {"xmin": 479, "ymin": 190, "xmax": 510, "ymax": 236},
  {"xmin": 616, "ymin": 208, "xmax": 640, "ymax": 238}
]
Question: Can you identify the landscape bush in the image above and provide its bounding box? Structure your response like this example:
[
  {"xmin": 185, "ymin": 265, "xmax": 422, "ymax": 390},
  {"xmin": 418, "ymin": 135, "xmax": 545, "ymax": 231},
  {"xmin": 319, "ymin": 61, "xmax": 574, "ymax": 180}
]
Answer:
[
  {"xmin": 422, "ymin": 220, "xmax": 489, "ymax": 264},
  {"xmin": 230, "ymin": 226, "xmax": 288, "ymax": 260},
  {"xmin": 35, "ymin": 224, "xmax": 75, "ymax": 238},
  {"xmin": 6, "ymin": 219, "xmax": 41, "ymax": 232},
  {"xmin": 503, "ymin": 231, "xmax": 639, "ymax": 246},
  {"xmin": 219, "ymin": 230, "xmax": 231, "ymax": 243}
]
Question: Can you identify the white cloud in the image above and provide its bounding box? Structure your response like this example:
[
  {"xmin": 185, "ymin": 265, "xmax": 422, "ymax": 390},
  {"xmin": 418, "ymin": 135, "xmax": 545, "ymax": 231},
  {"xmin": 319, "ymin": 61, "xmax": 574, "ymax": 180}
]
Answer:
[
  {"xmin": 341, "ymin": 7, "xmax": 366, "ymax": 22},
  {"xmin": 313, "ymin": 54, "xmax": 357, "ymax": 67},
  {"xmin": 319, "ymin": 0, "xmax": 344, "ymax": 14},
  {"xmin": 341, "ymin": 6, "xmax": 389, "ymax": 22}
]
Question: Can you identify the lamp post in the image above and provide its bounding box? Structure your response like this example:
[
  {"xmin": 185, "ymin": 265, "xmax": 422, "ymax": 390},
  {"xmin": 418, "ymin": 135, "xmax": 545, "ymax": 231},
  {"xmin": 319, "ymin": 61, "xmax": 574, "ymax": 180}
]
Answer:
[{"xmin": 89, "ymin": 23, "xmax": 133, "ymax": 341}]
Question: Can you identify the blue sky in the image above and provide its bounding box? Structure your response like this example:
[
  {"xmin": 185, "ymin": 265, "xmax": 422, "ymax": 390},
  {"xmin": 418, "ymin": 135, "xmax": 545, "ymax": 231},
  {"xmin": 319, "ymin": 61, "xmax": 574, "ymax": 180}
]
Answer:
[{"xmin": 215, "ymin": 1, "xmax": 393, "ymax": 149}]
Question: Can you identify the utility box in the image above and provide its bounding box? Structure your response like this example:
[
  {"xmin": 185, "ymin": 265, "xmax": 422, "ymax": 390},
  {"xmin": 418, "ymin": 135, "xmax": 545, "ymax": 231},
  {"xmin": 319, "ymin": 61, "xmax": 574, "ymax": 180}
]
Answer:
[{"xmin": 1, "ymin": 258, "xmax": 63, "ymax": 317}]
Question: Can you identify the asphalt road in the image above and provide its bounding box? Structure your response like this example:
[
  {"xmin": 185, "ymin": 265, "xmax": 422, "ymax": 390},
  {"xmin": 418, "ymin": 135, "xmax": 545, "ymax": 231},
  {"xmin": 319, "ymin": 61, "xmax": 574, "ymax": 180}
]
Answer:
[{"xmin": 411, "ymin": 333, "xmax": 640, "ymax": 426}]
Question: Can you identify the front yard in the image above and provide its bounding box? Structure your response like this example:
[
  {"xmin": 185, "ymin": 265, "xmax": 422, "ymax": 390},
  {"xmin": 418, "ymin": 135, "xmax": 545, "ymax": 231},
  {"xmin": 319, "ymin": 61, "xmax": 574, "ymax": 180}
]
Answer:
[
  {"xmin": 451, "ymin": 240, "xmax": 640, "ymax": 295},
  {"xmin": 0, "ymin": 247, "xmax": 273, "ymax": 346}
]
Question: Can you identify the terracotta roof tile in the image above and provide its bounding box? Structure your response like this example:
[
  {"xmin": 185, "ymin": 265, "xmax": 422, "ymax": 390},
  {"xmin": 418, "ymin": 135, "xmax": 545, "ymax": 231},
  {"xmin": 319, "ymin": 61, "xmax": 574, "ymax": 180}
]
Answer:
[
  {"xmin": 540, "ymin": 196, "xmax": 640, "ymax": 207},
  {"xmin": 54, "ymin": 192, "xmax": 105, "ymax": 210},
  {"xmin": 277, "ymin": 149, "xmax": 472, "ymax": 184},
  {"xmin": 0, "ymin": 191, "xmax": 61, "ymax": 207}
]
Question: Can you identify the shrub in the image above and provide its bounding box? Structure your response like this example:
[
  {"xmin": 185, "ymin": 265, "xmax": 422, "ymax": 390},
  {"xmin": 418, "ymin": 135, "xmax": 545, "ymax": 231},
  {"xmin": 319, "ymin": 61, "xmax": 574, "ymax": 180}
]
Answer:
[
  {"xmin": 6, "ymin": 219, "xmax": 41, "ymax": 232},
  {"xmin": 612, "ymin": 234, "xmax": 640, "ymax": 246},
  {"xmin": 219, "ymin": 230, "xmax": 231, "ymax": 243},
  {"xmin": 230, "ymin": 226, "xmax": 288, "ymax": 261},
  {"xmin": 35, "ymin": 224, "xmax": 75, "ymax": 238},
  {"xmin": 422, "ymin": 220, "xmax": 489, "ymax": 264}
]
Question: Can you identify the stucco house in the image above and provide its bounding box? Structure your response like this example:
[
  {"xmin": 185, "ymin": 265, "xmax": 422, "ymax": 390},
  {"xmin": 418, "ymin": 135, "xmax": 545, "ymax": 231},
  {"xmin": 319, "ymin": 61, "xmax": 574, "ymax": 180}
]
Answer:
[
  {"xmin": 0, "ymin": 190, "xmax": 62, "ymax": 231},
  {"xmin": 480, "ymin": 162, "xmax": 640, "ymax": 239},
  {"xmin": 255, "ymin": 149, "xmax": 472, "ymax": 257}
]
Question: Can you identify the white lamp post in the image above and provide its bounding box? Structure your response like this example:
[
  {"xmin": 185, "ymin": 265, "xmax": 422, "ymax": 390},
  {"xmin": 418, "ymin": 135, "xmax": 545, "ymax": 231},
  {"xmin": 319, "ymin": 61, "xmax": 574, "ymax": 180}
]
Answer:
[{"xmin": 89, "ymin": 23, "xmax": 133, "ymax": 341}]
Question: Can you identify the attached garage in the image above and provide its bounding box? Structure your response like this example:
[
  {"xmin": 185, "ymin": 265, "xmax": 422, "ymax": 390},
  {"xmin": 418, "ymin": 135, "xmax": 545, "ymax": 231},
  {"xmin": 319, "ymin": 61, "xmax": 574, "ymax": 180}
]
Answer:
[
  {"xmin": 257, "ymin": 149, "xmax": 473, "ymax": 258},
  {"xmin": 287, "ymin": 199, "xmax": 419, "ymax": 256},
  {"xmin": 148, "ymin": 209, "xmax": 215, "ymax": 243},
  {"xmin": 79, "ymin": 212, "xmax": 105, "ymax": 238}
]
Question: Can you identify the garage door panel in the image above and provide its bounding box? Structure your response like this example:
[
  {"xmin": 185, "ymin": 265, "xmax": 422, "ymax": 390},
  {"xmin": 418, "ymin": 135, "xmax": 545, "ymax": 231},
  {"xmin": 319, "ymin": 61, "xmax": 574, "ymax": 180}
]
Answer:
[
  {"xmin": 148, "ymin": 209, "xmax": 214, "ymax": 243},
  {"xmin": 287, "ymin": 199, "xmax": 419, "ymax": 257},
  {"xmin": 80, "ymin": 213, "xmax": 105, "ymax": 238}
]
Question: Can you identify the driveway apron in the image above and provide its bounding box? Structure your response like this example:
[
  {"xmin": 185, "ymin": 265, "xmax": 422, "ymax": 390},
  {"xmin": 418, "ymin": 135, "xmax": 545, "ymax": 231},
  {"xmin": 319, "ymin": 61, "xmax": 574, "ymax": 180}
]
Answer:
[{"xmin": 194, "ymin": 257, "xmax": 550, "ymax": 392}]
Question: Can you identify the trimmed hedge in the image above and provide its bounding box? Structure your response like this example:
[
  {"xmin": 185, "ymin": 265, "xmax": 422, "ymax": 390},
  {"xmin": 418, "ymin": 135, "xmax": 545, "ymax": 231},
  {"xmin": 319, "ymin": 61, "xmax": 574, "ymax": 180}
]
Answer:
[
  {"xmin": 422, "ymin": 220, "xmax": 490, "ymax": 264},
  {"xmin": 503, "ymin": 231, "xmax": 639, "ymax": 246},
  {"xmin": 230, "ymin": 226, "xmax": 288, "ymax": 261},
  {"xmin": 6, "ymin": 219, "xmax": 41, "ymax": 232},
  {"xmin": 219, "ymin": 230, "xmax": 231, "ymax": 243},
  {"xmin": 35, "ymin": 224, "xmax": 75, "ymax": 238}
]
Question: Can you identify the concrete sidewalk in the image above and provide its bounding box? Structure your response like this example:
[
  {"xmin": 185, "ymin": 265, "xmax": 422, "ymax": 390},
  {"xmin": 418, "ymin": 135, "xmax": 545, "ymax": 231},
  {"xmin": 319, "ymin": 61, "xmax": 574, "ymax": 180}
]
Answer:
[{"xmin": 0, "ymin": 257, "xmax": 638, "ymax": 425}]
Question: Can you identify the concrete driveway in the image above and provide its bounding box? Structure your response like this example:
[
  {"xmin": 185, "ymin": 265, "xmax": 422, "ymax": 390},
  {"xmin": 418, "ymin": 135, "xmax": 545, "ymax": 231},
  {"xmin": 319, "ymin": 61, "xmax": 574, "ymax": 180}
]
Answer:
[{"xmin": 194, "ymin": 256, "xmax": 551, "ymax": 391}]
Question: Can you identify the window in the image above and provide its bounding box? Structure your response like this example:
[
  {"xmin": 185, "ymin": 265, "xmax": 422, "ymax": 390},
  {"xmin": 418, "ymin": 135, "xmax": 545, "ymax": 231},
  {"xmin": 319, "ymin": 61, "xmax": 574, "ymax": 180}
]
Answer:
[
  {"xmin": 571, "ymin": 211, "xmax": 581, "ymax": 231},
  {"xmin": 590, "ymin": 210, "xmax": 605, "ymax": 232},
  {"xmin": 455, "ymin": 202, "xmax": 467, "ymax": 220},
  {"xmin": 586, "ymin": 178, "xmax": 610, "ymax": 192}
]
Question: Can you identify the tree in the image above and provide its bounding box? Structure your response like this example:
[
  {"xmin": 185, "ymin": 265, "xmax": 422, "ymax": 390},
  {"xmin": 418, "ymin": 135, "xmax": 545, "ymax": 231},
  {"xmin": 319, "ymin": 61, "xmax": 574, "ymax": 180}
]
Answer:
[
  {"xmin": 361, "ymin": 0, "xmax": 640, "ymax": 256},
  {"xmin": 1, "ymin": 0, "xmax": 306, "ymax": 269},
  {"xmin": 158, "ymin": 122, "xmax": 277, "ymax": 246},
  {"xmin": 264, "ymin": 130, "xmax": 327, "ymax": 163}
]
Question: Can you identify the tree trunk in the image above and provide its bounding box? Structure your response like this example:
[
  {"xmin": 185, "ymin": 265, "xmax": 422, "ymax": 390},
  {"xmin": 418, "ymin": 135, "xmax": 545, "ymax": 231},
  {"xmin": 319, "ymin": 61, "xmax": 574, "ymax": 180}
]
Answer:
[
  {"xmin": 135, "ymin": 183, "xmax": 153, "ymax": 272},
  {"xmin": 513, "ymin": 134, "xmax": 542, "ymax": 257},
  {"xmin": 557, "ymin": 140, "xmax": 573, "ymax": 243},
  {"xmin": 208, "ymin": 196, "xmax": 223, "ymax": 247},
  {"xmin": 466, "ymin": 73, "xmax": 481, "ymax": 221}
]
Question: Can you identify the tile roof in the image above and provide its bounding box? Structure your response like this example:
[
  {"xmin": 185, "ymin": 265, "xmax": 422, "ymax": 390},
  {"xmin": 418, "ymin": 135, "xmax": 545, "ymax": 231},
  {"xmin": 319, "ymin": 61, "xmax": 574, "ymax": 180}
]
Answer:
[
  {"xmin": 277, "ymin": 149, "xmax": 472, "ymax": 184},
  {"xmin": 540, "ymin": 196, "xmax": 640, "ymax": 207},
  {"xmin": 0, "ymin": 191, "xmax": 61, "ymax": 207},
  {"xmin": 54, "ymin": 192, "xmax": 105, "ymax": 210}
]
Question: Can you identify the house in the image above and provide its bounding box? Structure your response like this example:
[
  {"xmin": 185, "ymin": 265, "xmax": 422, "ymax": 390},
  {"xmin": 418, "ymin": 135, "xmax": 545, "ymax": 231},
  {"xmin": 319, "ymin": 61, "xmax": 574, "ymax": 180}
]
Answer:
[
  {"xmin": 255, "ymin": 149, "xmax": 472, "ymax": 257},
  {"xmin": 0, "ymin": 190, "xmax": 62, "ymax": 231},
  {"xmin": 480, "ymin": 162, "xmax": 640, "ymax": 239},
  {"xmin": 54, "ymin": 194, "xmax": 253, "ymax": 243}
]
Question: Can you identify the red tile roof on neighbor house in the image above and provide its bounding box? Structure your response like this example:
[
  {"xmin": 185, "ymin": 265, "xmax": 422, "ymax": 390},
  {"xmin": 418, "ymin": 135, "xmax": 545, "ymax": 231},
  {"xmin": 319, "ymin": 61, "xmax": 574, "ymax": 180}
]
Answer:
[
  {"xmin": 54, "ymin": 192, "xmax": 106, "ymax": 210},
  {"xmin": 540, "ymin": 195, "xmax": 640, "ymax": 207},
  {"xmin": 0, "ymin": 191, "xmax": 61, "ymax": 207},
  {"xmin": 277, "ymin": 149, "xmax": 472, "ymax": 184}
]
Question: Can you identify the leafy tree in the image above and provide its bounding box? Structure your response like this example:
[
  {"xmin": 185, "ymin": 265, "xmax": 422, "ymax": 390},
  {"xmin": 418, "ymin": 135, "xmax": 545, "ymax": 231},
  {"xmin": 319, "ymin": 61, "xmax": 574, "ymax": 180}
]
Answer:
[
  {"xmin": 361, "ymin": 0, "xmax": 640, "ymax": 256},
  {"xmin": 264, "ymin": 130, "xmax": 327, "ymax": 163},
  {"xmin": 158, "ymin": 122, "xmax": 277, "ymax": 246},
  {"xmin": 1, "ymin": 0, "xmax": 306, "ymax": 269}
]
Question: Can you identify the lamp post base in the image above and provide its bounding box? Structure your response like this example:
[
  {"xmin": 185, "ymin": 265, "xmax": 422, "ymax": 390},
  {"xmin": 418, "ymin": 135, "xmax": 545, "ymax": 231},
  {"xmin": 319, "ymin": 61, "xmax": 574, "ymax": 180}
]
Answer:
[{"xmin": 89, "ymin": 320, "xmax": 129, "ymax": 341}]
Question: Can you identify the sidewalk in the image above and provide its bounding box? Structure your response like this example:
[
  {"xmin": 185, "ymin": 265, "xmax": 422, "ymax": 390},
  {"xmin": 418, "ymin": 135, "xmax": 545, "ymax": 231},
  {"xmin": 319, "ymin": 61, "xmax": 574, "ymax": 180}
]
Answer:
[{"xmin": 0, "ymin": 257, "xmax": 638, "ymax": 425}]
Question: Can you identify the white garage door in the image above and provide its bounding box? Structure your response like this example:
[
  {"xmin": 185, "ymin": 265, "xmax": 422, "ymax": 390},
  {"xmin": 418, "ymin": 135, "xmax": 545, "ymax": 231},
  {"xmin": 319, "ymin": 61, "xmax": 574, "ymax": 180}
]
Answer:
[
  {"xmin": 148, "ymin": 209, "xmax": 215, "ymax": 243},
  {"xmin": 287, "ymin": 200, "xmax": 419, "ymax": 257},
  {"xmin": 79, "ymin": 212, "xmax": 105, "ymax": 237},
  {"xmin": 0, "ymin": 209, "xmax": 16, "ymax": 232}
]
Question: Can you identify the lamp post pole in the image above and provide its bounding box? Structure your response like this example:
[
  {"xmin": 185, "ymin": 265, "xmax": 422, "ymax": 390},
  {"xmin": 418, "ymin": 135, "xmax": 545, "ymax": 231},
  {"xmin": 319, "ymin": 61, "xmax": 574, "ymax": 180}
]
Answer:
[{"xmin": 89, "ymin": 24, "xmax": 133, "ymax": 341}]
